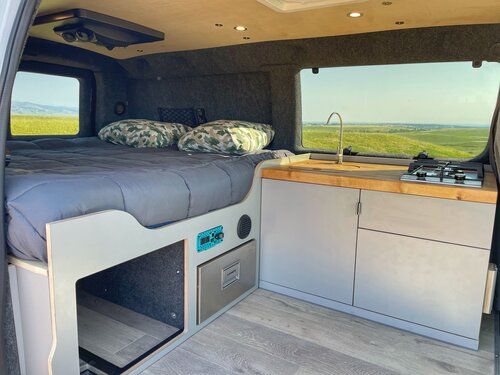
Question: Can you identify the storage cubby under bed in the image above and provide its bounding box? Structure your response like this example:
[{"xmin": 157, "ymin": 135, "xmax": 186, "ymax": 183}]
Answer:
[{"xmin": 76, "ymin": 241, "xmax": 185, "ymax": 374}]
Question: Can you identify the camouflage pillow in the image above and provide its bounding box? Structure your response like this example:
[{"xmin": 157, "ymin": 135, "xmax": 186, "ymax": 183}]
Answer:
[
  {"xmin": 98, "ymin": 119, "xmax": 191, "ymax": 148},
  {"xmin": 178, "ymin": 120, "xmax": 274, "ymax": 154}
]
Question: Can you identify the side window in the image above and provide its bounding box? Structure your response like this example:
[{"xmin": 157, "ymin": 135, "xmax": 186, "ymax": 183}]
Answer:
[
  {"xmin": 300, "ymin": 62, "xmax": 499, "ymax": 160},
  {"xmin": 10, "ymin": 71, "xmax": 80, "ymax": 136}
]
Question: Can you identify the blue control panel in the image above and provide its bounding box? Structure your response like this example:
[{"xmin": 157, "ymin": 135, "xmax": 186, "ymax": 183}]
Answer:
[{"xmin": 197, "ymin": 225, "xmax": 224, "ymax": 252}]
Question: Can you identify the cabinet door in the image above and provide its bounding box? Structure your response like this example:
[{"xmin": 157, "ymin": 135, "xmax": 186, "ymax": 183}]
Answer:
[
  {"xmin": 261, "ymin": 179, "xmax": 359, "ymax": 304},
  {"xmin": 354, "ymin": 229, "xmax": 490, "ymax": 339}
]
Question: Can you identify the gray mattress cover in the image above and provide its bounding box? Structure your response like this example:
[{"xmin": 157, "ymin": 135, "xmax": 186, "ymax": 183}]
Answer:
[{"xmin": 5, "ymin": 137, "xmax": 290, "ymax": 262}]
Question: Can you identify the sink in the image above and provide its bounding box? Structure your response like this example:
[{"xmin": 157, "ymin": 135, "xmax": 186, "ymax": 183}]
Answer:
[{"xmin": 289, "ymin": 162, "xmax": 362, "ymax": 172}]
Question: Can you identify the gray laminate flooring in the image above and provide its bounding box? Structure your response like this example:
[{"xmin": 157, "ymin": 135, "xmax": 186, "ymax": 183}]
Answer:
[
  {"xmin": 144, "ymin": 288, "xmax": 494, "ymax": 375},
  {"xmin": 77, "ymin": 291, "xmax": 179, "ymax": 369}
]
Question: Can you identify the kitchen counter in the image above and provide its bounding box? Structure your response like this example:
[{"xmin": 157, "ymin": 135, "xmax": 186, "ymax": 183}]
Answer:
[{"xmin": 261, "ymin": 159, "xmax": 498, "ymax": 204}]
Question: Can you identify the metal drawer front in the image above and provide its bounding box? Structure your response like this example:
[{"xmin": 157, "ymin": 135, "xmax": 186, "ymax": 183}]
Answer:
[{"xmin": 197, "ymin": 240, "xmax": 256, "ymax": 324}]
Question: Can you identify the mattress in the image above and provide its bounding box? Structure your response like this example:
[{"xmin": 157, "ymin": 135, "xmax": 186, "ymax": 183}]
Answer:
[{"xmin": 5, "ymin": 137, "xmax": 290, "ymax": 262}]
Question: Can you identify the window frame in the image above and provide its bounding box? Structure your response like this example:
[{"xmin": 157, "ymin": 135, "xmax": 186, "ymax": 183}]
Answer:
[
  {"xmin": 296, "ymin": 63, "xmax": 495, "ymax": 163},
  {"xmin": 9, "ymin": 61, "xmax": 96, "ymax": 139}
]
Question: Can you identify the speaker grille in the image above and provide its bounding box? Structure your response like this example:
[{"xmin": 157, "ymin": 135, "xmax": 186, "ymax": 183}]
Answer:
[{"xmin": 237, "ymin": 215, "xmax": 252, "ymax": 239}]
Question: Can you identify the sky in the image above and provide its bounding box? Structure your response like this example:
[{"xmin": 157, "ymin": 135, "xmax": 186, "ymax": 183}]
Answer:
[
  {"xmin": 301, "ymin": 61, "xmax": 500, "ymax": 126},
  {"xmin": 11, "ymin": 71, "xmax": 79, "ymax": 108}
]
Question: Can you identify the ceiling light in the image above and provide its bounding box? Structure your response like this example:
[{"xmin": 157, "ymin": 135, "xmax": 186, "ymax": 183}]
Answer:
[
  {"xmin": 234, "ymin": 25, "xmax": 247, "ymax": 31},
  {"xmin": 215, "ymin": 23, "xmax": 223, "ymax": 27},
  {"xmin": 347, "ymin": 11, "xmax": 363, "ymax": 18},
  {"xmin": 395, "ymin": 20, "xmax": 405, "ymax": 25},
  {"xmin": 381, "ymin": 1, "xmax": 392, "ymax": 5},
  {"xmin": 243, "ymin": 36, "xmax": 250, "ymax": 40}
]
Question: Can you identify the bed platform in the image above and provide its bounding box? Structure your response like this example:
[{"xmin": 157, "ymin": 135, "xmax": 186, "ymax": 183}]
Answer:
[
  {"xmin": 5, "ymin": 139, "xmax": 305, "ymax": 374},
  {"xmin": 5, "ymin": 137, "xmax": 290, "ymax": 262}
]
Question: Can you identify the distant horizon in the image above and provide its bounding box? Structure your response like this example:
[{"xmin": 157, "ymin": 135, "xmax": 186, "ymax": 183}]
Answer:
[
  {"xmin": 302, "ymin": 121, "xmax": 490, "ymax": 127},
  {"xmin": 11, "ymin": 100, "xmax": 491, "ymax": 127},
  {"xmin": 12, "ymin": 100, "xmax": 78, "ymax": 110},
  {"xmin": 11, "ymin": 100, "xmax": 79, "ymax": 117}
]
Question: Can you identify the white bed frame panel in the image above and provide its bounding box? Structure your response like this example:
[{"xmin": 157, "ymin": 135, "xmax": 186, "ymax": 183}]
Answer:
[{"xmin": 8, "ymin": 154, "xmax": 307, "ymax": 375}]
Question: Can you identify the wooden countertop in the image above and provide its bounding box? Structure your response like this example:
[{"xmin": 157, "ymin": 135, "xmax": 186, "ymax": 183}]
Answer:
[{"xmin": 262, "ymin": 159, "xmax": 498, "ymax": 204}]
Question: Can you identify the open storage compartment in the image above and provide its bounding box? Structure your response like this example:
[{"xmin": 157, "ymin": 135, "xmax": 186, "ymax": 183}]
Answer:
[{"xmin": 76, "ymin": 241, "xmax": 185, "ymax": 374}]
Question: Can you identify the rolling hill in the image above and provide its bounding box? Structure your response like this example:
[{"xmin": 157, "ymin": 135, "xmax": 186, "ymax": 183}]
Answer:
[{"xmin": 11, "ymin": 101, "xmax": 78, "ymax": 116}]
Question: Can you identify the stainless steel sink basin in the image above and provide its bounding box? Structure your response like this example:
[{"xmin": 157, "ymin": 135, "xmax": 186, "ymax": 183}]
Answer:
[{"xmin": 289, "ymin": 162, "xmax": 362, "ymax": 173}]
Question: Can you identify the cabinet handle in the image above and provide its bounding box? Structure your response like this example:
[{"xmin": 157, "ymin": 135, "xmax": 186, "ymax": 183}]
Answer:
[
  {"xmin": 356, "ymin": 202, "xmax": 362, "ymax": 215},
  {"xmin": 221, "ymin": 261, "xmax": 241, "ymax": 290}
]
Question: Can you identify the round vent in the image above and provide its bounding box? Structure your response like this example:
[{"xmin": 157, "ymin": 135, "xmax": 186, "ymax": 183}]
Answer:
[{"xmin": 237, "ymin": 215, "xmax": 252, "ymax": 239}]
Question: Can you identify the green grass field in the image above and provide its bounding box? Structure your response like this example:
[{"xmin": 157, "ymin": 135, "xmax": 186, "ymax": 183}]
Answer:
[
  {"xmin": 11, "ymin": 115, "xmax": 79, "ymax": 136},
  {"xmin": 9, "ymin": 116, "xmax": 489, "ymax": 160},
  {"xmin": 302, "ymin": 124, "xmax": 489, "ymax": 159}
]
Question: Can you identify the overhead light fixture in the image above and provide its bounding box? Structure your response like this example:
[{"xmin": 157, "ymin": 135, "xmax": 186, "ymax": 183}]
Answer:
[
  {"xmin": 36, "ymin": 9, "xmax": 164, "ymax": 51},
  {"xmin": 243, "ymin": 36, "xmax": 250, "ymax": 40},
  {"xmin": 234, "ymin": 25, "xmax": 247, "ymax": 31},
  {"xmin": 215, "ymin": 23, "xmax": 223, "ymax": 27},
  {"xmin": 347, "ymin": 11, "xmax": 363, "ymax": 18},
  {"xmin": 381, "ymin": 1, "xmax": 392, "ymax": 5},
  {"xmin": 395, "ymin": 20, "xmax": 405, "ymax": 25}
]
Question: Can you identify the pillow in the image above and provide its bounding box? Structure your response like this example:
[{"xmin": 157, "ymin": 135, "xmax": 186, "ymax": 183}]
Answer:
[
  {"xmin": 178, "ymin": 120, "xmax": 274, "ymax": 154},
  {"xmin": 98, "ymin": 119, "xmax": 191, "ymax": 148},
  {"xmin": 158, "ymin": 107, "xmax": 207, "ymax": 127}
]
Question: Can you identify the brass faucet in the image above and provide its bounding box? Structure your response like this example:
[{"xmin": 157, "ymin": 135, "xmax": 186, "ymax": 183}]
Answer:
[{"xmin": 326, "ymin": 112, "xmax": 343, "ymax": 164}]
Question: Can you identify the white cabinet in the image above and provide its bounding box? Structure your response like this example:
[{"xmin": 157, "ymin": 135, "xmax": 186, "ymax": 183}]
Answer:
[
  {"xmin": 260, "ymin": 178, "xmax": 495, "ymax": 348},
  {"xmin": 260, "ymin": 179, "xmax": 359, "ymax": 304},
  {"xmin": 354, "ymin": 229, "xmax": 490, "ymax": 339}
]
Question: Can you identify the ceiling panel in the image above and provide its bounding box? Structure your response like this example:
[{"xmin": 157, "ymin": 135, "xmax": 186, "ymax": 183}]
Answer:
[{"xmin": 31, "ymin": 0, "xmax": 500, "ymax": 59}]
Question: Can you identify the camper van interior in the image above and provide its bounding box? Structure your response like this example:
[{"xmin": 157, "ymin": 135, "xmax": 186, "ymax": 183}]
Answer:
[{"xmin": 0, "ymin": 0, "xmax": 499, "ymax": 374}]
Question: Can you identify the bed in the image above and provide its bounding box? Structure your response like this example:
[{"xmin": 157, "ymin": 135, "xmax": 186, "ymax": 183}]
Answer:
[{"xmin": 5, "ymin": 137, "xmax": 291, "ymax": 262}]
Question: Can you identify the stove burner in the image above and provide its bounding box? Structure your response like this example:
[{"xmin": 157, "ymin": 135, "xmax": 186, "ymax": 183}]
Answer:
[
  {"xmin": 401, "ymin": 160, "xmax": 483, "ymax": 188},
  {"xmin": 416, "ymin": 170, "xmax": 427, "ymax": 178}
]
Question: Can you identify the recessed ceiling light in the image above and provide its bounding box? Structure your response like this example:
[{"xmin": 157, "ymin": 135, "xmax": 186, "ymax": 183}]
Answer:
[
  {"xmin": 347, "ymin": 11, "xmax": 363, "ymax": 18},
  {"xmin": 382, "ymin": 1, "xmax": 392, "ymax": 5},
  {"xmin": 243, "ymin": 36, "xmax": 250, "ymax": 40},
  {"xmin": 234, "ymin": 25, "xmax": 247, "ymax": 31},
  {"xmin": 215, "ymin": 23, "xmax": 223, "ymax": 27},
  {"xmin": 395, "ymin": 20, "xmax": 405, "ymax": 25}
]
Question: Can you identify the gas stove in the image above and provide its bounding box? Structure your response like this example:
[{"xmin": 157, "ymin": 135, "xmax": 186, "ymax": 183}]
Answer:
[{"xmin": 400, "ymin": 160, "xmax": 484, "ymax": 188}]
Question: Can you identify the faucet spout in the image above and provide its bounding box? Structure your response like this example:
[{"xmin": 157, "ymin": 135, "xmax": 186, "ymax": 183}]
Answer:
[{"xmin": 325, "ymin": 112, "xmax": 344, "ymax": 164}]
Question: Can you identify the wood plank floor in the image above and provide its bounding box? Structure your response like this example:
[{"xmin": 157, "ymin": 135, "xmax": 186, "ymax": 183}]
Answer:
[
  {"xmin": 144, "ymin": 289, "xmax": 495, "ymax": 375},
  {"xmin": 77, "ymin": 291, "xmax": 179, "ymax": 369}
]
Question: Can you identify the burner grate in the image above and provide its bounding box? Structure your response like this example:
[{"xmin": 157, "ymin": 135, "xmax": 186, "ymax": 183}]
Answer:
[{"xmin": 401, "ymin": 160, "xmax": 483, "ymax": 188}]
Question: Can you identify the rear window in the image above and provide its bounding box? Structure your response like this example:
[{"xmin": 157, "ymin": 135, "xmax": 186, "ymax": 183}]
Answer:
[
  {"xmin": 300, "ymin": 62, "xmax": 499, "ymax": 159},
  {"xmin": 11, "ymin": 71, "xmax": 80, "ymax": 136}
]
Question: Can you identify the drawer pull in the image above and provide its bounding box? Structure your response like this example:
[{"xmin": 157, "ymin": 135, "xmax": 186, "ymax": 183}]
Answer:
[{"xmin": 222, "ymin": 261, "xmax": 241, "ymax": 290}]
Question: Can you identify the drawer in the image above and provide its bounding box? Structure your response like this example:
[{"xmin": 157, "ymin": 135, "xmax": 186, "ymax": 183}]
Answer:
[
  {"xmin": 197, "ymin": 240, "xmax": 256, "ymax": 324},
  {"xmin": 359, "ymin": 190, "xmax": 495, "ymax": 249},
  {"xmin": 354, "ymin": 229, "xmax": 490, "ymax": 339}
]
